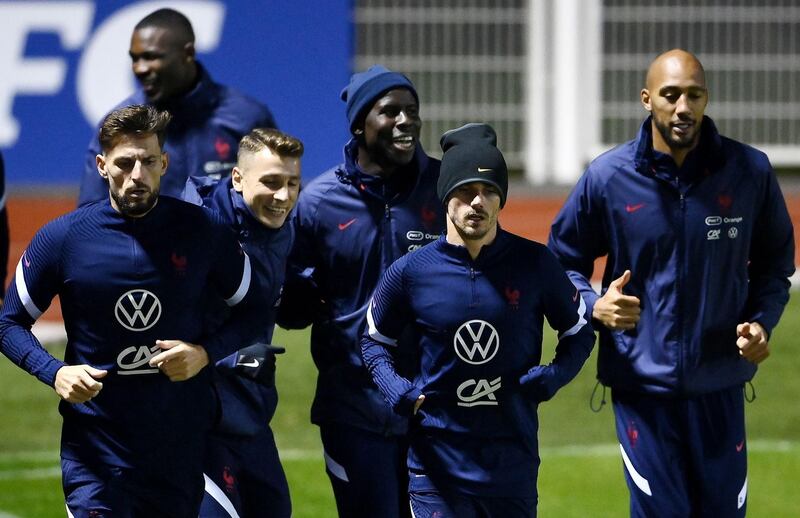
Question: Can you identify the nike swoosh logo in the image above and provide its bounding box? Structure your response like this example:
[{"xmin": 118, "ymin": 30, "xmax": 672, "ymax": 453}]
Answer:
[
  {"xmin": 238, "ymin": 359, "xmax": 260, "ymax": 368},
  {"xmin": 23, "ymin": 253, "xmax": 31, "ymax": 267},
  {"xmin": 626, "ymin": 203, "xmax": 645, "ymax": 213},
  {"xmin": 736, "ymin": 440, "xmax": 745, "ymax": 452},
  {"xmin": 338, "ymin": 218, "xmax": 357, "ymax": 230},
  {"xmin": 477, "ymin": 167, "xmax": 493, "ymax": 173},
  {"xmin": 573, "ymin": 290, "xmax": 579, "ymax": 302}
]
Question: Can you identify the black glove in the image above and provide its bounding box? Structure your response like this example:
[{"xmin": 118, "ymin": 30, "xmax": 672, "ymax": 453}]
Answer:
[{"xmin": 230, "ymin": 342, "xmax": 286, "ymax": 387}]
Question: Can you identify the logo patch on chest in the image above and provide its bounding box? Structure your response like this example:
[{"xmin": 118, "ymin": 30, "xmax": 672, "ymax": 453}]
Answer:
[
  {"xmin": 115, "ymin": 289, "xmax": 162, "ymax": 331},
  {"xmin": 453, "ymin": 320, "xmax": 499, "ymax": 365}
]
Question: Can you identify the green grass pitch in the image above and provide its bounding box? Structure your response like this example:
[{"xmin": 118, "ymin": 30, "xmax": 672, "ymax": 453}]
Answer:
[{"xmin": 0, "ymin": 297, "xmax": 798, "ymax": 516}]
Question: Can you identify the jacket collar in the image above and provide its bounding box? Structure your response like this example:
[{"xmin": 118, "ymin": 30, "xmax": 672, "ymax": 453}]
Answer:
[
  {"xmin": 435, "ymin": 226, "xmax": 511, "ymax": 266},
  {"xmin": 633, "ymin": 115, "xmax": 725, "ymax": 179},
  {"xmin": 133, "ymin": 63, "xmax": 219, "ymax": 116},
  {"xmin": 335, "ymin": 138, "xmax": 432, "ymax": 202}
]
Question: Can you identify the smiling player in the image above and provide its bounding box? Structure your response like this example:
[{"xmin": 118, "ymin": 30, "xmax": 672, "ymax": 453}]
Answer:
[{"xmin": 277, "ymin": 65, "xmax": 445, "ymax": 518}]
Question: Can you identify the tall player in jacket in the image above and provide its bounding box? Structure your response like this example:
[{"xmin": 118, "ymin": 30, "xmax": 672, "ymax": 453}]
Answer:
[
  {"xmin": 199, "ymin": 128, "xmax": 302, "ymax": 518},
  {"xmin": 362, "ymin": 123, "xmax": 595, "ymax": 517},
  {"xmin": 0, "ymin": 105, "xmax": 265, "ymax": 517},
  {"xmin": 549, "ymin": 50, "xmax": 795, "ymax": 517},
  {"xmin": 277, "ymin": 66, "xmax": 445, "ymax": 517}
]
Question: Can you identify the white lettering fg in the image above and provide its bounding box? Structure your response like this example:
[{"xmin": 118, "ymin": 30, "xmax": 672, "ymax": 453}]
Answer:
[
  {"xmin": 0, "ymin": 1, "xmax": 224, "ymax": 145},
  {"xmin": 117, "ymin": 344, "xmax": 160, "ymax": 375}
]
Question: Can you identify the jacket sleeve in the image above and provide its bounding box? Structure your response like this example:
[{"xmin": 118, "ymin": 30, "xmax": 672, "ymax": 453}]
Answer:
[
  {"xmin": 200, "ymin": 221, "xmax": 269, "ymax": 363},
  {"xmin": 547, "ymin": 167, "xmax": 608, "ymax": 321},
  {"xmin": 744, "ymin": 164, "xmax": 795, "ymax": 334},
  {"xmin": 276, "ymin": 191, "xmax": 326, "ymax": 329},
  {"xmin": 518, "ymin": 249, "xmax": 595, "ymax": 402},
  {"xmin": 360, "ymin": 258, "xmax": 422, "ymax": 416},
  {"xmin": 0, "ymin": 223, "xmax": 67, "ymax": 386},
  {"xmin": 78, "ymin": 133, "xmax": 107, "ymax": 207}
]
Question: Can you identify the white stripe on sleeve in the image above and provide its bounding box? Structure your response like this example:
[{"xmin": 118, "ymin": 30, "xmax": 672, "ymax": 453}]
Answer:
[
  {"xmin": 366, "ymin": 300, "xmax": 398, "ymax": 347},
  {"xmin": 559, "ymin": 294, "xmax": 587, "ymax": 339},
  {"xmin": 16, "ymin": 255, "xmax": 43, "ymax": 320},
  {"xmin": 225, "ymin": 252, "xmax": 251, "ymax": 307}
]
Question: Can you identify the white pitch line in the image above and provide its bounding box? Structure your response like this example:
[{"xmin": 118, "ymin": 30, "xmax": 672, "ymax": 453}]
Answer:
[{"xmin": 0, "ymin": 511, "xmax": 24, "ymax": 518}]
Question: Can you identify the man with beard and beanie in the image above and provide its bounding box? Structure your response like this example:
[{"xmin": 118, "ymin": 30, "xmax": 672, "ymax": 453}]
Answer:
[
  {"xmin": 549, "ymin": 49, "xmax": 795, "ymax": 517},
  {"xmin": 198, "ymin": 128, "xmax": 302, "ymax": 518},
  {"xmin": 0, "ymin": 105, "xmax": 267, "ymax": 517},
  {"xmin": 277, "ymin": 65, "xmax": 445, "ymax": 517},
  {"xmin": 78, "ymin": 7, "xmax": 276, "ymax": 206},
  {"xmin": 361, "ymin": 123, "xmax": 595, "ymax": 517}
]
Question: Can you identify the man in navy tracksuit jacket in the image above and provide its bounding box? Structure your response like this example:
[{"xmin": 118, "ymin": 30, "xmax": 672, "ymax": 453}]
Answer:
[
  {"xmin": 362, "ymin": 123, "xmax": 595, "ymax": 518},
  {"xmin": 549, "ymin": 50, "xmax": 795, "ymax": 517},
  {"xmin": 198, "ymin": 128, "xmax": 302, "ymax": 518},
  {"xmin": 0, "ymin": 105, "xmax": 265, "ymax": 517},
  {"xmin": 78, "ymin": 8, "xmax": 276, "ymax": 206},
  {"xmin": 277, "ymin": 66, "xmax": 445, "ymax": 517}
]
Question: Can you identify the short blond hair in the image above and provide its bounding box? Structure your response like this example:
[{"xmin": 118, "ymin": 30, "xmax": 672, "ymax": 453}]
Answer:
[{"xmin": 237, "ymin": 128, "xmax": 304, "ymax": 163}]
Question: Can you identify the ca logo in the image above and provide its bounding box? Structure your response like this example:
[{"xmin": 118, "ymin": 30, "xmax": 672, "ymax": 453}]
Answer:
[
  {"xmin": 116, "ymin": 344, "xmax": 161, "ymax": 375},
  {"xmin": 115, "ymin": 289, "xmax": 162, "ymax": 331},
  {"xmin": 453, "ymin": 320, "xmax": 499, "ymax": 365}
]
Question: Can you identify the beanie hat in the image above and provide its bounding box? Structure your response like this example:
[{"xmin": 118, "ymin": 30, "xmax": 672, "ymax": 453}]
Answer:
[
  {"xmin": 340, "ymin": 65, "xmax": 418, "ymax": 132},
  {"xmin": 437, "ymin": 123, "xmax": 508, "ymax": 207}
]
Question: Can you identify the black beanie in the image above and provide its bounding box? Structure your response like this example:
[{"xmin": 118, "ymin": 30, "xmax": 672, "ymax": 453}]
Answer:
[{"xmin": 437, "ymin": 123, "xmax": 508, "ymax": 207}]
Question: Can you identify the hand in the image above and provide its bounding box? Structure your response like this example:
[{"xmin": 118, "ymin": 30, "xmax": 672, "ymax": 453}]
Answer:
[
  {"xmin": 519, "ymin": 365, "xmax": 559, "ymax": 402},
  {"xmin": 149, "ymin": 340, "xmax": 209, "ymax": 381},
  {"xmin": 593, "ymin": 270, "xmax": 641, "ymax": 330},
  {"xmin": 736, "ymin": 322, "xmax": 769, "ymax": 364},
  {"xmin": 232, "ymin": 342, "xmax": 286, "ymax": 387},
  {"xmin": 54, "ymin": 365, "xmax": 107, "ymax": 403},
  {"xmin": 413, "ymin": 394, "xmax": 425, "ymax": 415}
]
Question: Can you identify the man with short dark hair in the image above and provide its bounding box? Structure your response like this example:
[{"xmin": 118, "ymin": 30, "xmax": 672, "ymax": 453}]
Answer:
[
  {"xmin": 549, "ymin": 49, "xmax": 795, "ymax": 517},
  {"xmin": 362, "ymin": 123, "xmax": 594, "ymax": 517},
  {"xmin": 0, "ymin": 104, "xmax": 265, "ymax": 517},
  {"xmin": 78, "ymin": 7, "xmax": 276, "ymax": 205},
  {"xmin": 199, "ymin": 128, "xmax": 302, "ymax": 518},
  {"xmin": 277, "ymin": 65, "xmax": 445, "ymax": 518}
]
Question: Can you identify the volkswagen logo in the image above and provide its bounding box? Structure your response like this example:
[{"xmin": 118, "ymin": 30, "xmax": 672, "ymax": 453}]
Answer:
[
  {"xmin": 453, "ymin": 320, "xmax": 500, "ymax": 365},
  {"xmin": 114, "ymin": 289, "xmax": 162, "ymax": 331}
]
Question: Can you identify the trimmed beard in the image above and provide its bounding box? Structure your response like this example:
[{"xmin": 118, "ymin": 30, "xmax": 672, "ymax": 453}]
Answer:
[
  {"xmin": 111, "ymin": 187, "xmax": 159, "ymax": 217},
  {"xmin": 654, "ymin": 117, "xmax": 700, "ymax": 150}
]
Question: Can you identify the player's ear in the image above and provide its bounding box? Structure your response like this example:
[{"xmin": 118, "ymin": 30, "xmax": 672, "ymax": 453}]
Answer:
[
  {"xmin": 641, "ymin": 88, "xmax": 652, "ymax": 112},
  {"xmin": 232, "ymin": 166, "xmax": 244, "ymax": 192},
  {"xmin": 96, "ymin": 154, "xmax": 108, "ymax": 179},
  {"xmin": 161, "ymin": 152, "xmax": 168, "ymax": 177}
]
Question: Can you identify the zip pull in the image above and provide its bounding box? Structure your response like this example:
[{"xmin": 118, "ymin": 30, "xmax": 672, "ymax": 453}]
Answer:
[
  {"xmin": 384, "ymin": 203, "xmax": 390, "ymax": 220},
  {"xmin": 590, "ymin": 380, "xmax": 607, "ymax": 413},
  {"xmin": 744, "ymin": 381, "xmax": 756, "ymax": 403}
]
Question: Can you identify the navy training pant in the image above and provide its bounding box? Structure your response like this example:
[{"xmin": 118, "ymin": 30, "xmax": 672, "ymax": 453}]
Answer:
[{"xmin": 612, "ymin": 385, "xmax": 748, "ymax": 518}]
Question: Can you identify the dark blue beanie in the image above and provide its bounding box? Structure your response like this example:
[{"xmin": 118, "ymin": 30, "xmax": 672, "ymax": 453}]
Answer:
[
  {"xmin": 437, "ymin": 123, "xmax": 508, "ymax": 208},
  {"xmin": 340, "ymin": 65, "xmax": 418, "ymax": 132}
]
